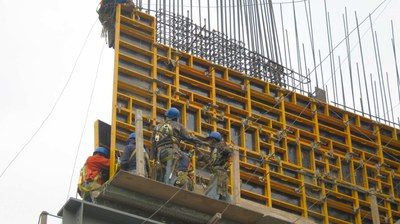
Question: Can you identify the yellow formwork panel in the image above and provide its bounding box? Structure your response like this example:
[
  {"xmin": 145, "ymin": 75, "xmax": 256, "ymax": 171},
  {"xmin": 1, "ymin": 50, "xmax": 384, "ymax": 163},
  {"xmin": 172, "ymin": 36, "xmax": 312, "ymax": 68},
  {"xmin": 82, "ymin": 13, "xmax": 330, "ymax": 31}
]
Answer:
[{"xmin": 109, "ymin": 5, "xmax": 400, "ymax": 224}]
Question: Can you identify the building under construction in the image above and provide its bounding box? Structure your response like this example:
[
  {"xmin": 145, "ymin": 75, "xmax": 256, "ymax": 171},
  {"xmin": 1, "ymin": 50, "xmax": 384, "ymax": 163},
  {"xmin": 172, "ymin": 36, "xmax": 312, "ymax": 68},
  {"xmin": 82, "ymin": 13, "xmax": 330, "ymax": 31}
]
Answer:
[{"xmin": 57, "ymin": 1, "xmax": 400, "ymax": 223}]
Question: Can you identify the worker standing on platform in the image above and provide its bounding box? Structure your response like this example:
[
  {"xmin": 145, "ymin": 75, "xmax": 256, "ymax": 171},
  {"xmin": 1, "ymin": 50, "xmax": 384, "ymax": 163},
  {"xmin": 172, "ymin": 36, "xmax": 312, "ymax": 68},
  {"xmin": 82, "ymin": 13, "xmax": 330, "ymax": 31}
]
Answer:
[
  {"xmin": 97, "ymin": 0, "xmax": 135, "ymax": 48},
  {"xmin": 203, "ymin": 132, "xmax": 233, "ymax": 203},
  {"xmin": 151, "ymin": 107, "xmax": 205, "ymax": 190},
  {"xmin": 120, "ymin": 132, "xmax": 150, "ymax": 176},
  {"xmin": 78, "ymin": 147, "xmax": 110, "ymax": 203}
]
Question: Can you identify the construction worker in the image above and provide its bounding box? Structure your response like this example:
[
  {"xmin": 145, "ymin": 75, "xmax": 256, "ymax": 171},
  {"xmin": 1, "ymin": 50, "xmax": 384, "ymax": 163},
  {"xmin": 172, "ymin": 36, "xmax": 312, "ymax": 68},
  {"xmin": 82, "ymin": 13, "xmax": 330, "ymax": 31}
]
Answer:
[
  {"xmin": 203, "ymin": 131, "xmax": 233, "ymax": 203},
  {"xmin": 78, "ymin": 147, "xmax": 110, "ymax": 203},
  {"xmin": 120, "ymin": 132, "xmax": 150, "ymax": 176},
  {"xmin": 97, "ymin": 0, "xmax": 135, "ymax": 48},
  {"xmin": 151, "ymin": 107, "xmax": 205, "ymax": 190}
]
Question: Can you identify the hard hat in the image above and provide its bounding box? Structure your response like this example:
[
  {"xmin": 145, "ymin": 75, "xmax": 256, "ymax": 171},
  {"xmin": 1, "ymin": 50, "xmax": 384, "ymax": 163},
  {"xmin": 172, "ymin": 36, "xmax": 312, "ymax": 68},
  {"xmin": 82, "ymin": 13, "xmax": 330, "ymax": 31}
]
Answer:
[
  {"xmin": 126, "ymin": 133, "xmax": 136, "ymax": 144},
  {"xmin": 94, "ymin": 147, "xmax": 110, "ymax": 158},
  {"xmin": 206, "ymin": 131, "xmax": 222, "ymax": 142},
  {"xmin": 165, "ymin": 107, "xmax": 180, "ymax": 119},
  {"xmin": 128, "ymin": 133, "xmax": 136, "ymax": 140}
]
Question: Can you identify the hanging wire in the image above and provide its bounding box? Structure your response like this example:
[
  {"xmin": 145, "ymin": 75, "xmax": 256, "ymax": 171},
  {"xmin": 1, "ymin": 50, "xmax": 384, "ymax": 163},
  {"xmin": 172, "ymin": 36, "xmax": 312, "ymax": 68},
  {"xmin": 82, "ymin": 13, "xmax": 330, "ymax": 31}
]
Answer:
[
  {"xmin": 0, "ymin": 18, "xmax": 98, "ymax": 181},
  {"xmin": 67, "ymin": 42, "xmax": 106, "ymax": 200}
]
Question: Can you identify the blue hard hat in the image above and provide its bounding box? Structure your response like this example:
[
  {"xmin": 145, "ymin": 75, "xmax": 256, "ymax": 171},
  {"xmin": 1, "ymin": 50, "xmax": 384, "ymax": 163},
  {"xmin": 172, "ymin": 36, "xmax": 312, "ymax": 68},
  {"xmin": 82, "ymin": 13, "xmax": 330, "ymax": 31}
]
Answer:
[
  {"xmin": 94, "ymin": 147, "xmax": 110, "ymax": 158},
  {"xmin": 207, "ymin": 131, "xmax": 222, "ymax": 142},
  {"xmin": 128, "ymin": 133, "xmax": 136, "ymax": 140},
  {"xmin": 126, "ymin": 133, "xmax": 136, "ymax": 144},
  {"xmin": 165, "ymin": 107, "xmax": 180, "ymax": 119}
]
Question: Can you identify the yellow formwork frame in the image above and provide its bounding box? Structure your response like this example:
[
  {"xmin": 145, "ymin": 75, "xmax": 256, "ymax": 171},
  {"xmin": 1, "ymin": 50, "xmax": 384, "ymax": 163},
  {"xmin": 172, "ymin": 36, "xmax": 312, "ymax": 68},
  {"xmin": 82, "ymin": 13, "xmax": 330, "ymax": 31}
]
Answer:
[{"xmin": 108, "ymin": 5, "xmax": 400, "ymax": 224}]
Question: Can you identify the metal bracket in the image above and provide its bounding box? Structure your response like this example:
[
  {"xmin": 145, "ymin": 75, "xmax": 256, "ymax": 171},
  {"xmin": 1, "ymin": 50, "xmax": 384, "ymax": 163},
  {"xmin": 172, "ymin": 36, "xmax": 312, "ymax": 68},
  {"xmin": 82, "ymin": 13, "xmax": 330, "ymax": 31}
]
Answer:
[
  {"xmin": 175, "ymin": 90, "xmax": 187, "ymax": 97},
  {"xmin": 274, "ymin": 96, "xmax": 283, "ymax": 104},
  {"xmin": 186, "ymin": 99, "xmax": 190, "ymax": 109},
  {"xmin": 117, "ymin": 103, "xmax": 122, "ymax": 113},
  {"xmin": 353, "ymin": 206, "xmax": 360, "ymax": 214},
  {"xmin": 311, "ymin": 141, "xmax": 326, "ymax": 151},
  {"xmin": 272, "ymin": 128, "xmax": 292, "ymax": 142},
  {"xmin": 241, "ymin": 118, "xmax": 250, "ymax": 127},
  {"xmin": 207, "ymin": 213, "xmax": 222, "ymax": 224},
  {"xmin": 154, "ymin": 88, "xmax": 161, "ymax": 95},
  {"xmin": 344, "ymin": 152, "xmax": 358, "ymax": 162}
]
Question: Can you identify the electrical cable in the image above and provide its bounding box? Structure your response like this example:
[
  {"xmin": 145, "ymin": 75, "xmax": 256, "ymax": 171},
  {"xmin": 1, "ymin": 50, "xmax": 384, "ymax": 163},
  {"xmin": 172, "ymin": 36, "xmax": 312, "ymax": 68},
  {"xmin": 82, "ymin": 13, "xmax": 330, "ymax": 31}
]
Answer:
[
  {"xmin": 0, "ymin": 18, "xmax": 98, "ymax": 181},
  {"xmin": 140, "ymin": 185, "xmax": 184, "ymax": 224},
  {"xmin": 309, "ymin": 0, "xmax": 388, "ymax": 79},
  {"xmin": 66, "ymin": 42, "xmax": 106, "ymax": 200}
]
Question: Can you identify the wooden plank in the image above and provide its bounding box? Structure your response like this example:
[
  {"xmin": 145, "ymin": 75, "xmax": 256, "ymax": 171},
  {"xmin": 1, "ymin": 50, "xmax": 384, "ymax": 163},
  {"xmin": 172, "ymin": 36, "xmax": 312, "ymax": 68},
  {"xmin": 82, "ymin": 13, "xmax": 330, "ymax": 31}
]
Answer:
[{"xmin": 135, "ymin": 110, "xmax": 145, "ymax": 177}]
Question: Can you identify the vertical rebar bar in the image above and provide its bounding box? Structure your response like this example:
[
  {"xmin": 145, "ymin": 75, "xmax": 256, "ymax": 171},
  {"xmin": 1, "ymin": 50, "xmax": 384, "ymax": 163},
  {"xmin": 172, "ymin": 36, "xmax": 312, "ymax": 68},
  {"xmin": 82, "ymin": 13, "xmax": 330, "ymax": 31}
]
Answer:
[
  {"xmin": 375, "ymin": 31, "xmax": 390, "ymax": 124},
  {"xmin": 354, "ymin": 13, "xmax": 373, "ymax": 115},
  {"xmin": 304, "ymin": 0, "xmax": 318, "ymax": 89},
  {"xmin": 270, "ymin": 0, "xmax": 282, "ymax": 65},
  {"xmin": 374, "ymin": 81, "xmax": 380, "ymax": 122},
  {"xmin": 370, "ymin": 74, "xmax": 377, "ymax": 121},
  {"xmin": 319, "ymin": 50, "xmax": 325, "ymax": 92},
  {"xmin": 302, "ymin": 43, "xmax": 310, "ymax": 94},
  {"xmin": 328, "ymin": 13, "xmax": 339, "ymax": 105},
  {"xmin": 280, "ymin": 4, "xmax": 288, "ymax": 68},
  {"xmin": 370, "ymin": 15, "xmax": 386, "ymax": 122},
  {"xmin": 286, "ymin": 30, "xmax": 293, "ymax": 85},
  {"xmin": 163, "ymin": 0, "xmax": 166, "ymax": 44},
  {"xmin": 324, "ymin": 0, "xmax": 336, "ymax": 104},
  {"xmin": 391, "ymin": 20, "xmax": 400, "ymax": 102},
  {"xmin": 338, "ymin": 56, "xmax": 346, "ymax": 110},
  {"xmin": 262, "ymin": 0, "xmax": 274, "ymax": 60},
  {"xmin": 344, "ymin": 10, "xmax": 355, "ymax": 112},
  {"xmin": 356, "ymin": 63, "xmax": 364, "ymax": 116},
  {"xmin": 386, "ymin": 72, "xmax": 395, "ymax": 125}
]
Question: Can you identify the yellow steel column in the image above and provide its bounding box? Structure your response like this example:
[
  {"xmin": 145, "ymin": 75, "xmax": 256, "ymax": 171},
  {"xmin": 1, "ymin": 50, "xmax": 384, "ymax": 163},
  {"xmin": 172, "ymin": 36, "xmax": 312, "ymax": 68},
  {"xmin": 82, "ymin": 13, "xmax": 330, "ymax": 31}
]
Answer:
[
  {"xmin": 344, "ymin": 113, "xmax": 362, "ymax": 223},
  {"xmin": 109, "ymin": 5, "xmax": 122, "ymax": 178},
  {"xmin": 210, "ymin": 65, "xmax": 216, "ymax": 131},
  {"xmin": 151, "ymin": 14, "xmax": 157, "ymax": 125}
]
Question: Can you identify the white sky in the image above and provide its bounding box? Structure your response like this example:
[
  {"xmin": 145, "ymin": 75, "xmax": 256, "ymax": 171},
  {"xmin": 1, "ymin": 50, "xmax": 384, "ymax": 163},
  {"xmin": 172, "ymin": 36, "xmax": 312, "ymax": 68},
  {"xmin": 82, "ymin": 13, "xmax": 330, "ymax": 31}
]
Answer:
[{"xmin": 0, "ymin": 0, "xmax": 399, "ymax": 223}]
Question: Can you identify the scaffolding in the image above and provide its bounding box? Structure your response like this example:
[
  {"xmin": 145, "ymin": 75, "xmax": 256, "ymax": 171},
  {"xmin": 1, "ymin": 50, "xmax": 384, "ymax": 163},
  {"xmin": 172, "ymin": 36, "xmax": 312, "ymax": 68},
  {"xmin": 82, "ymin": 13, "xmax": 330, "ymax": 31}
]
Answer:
[{"xmin": 98, "ymin": 5, "xmax": 400, "ymax": 224}]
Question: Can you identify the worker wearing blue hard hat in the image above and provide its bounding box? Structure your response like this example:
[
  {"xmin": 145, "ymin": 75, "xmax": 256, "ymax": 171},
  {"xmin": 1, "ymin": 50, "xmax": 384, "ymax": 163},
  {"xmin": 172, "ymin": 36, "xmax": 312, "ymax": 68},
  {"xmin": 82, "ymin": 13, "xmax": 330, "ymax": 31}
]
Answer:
[
  {"xmin": 120, "ymin": 132, "xmax": 150, "ymax": 176},
  {"xmin": 203, "ymin": 131, "xmax": 233, "ymax": 203},
  {"xmin": 151, "ymin": 107, "xmax": 207, "ymax": 191}
]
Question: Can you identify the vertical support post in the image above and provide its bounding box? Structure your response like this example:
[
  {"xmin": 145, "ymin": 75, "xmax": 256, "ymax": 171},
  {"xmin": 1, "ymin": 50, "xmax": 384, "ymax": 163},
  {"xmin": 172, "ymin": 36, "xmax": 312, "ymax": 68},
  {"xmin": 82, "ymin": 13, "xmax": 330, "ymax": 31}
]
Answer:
[
  {"xmin": 135, "ymin": 110, "xmax": 145, "ymax": 177},
  {"xmin": 231, "ymin": 146, "xmax": 240, "ymax": 204},
  {"xmin": 370, "ymin": 189, "xmax": 380, "ymax": 224},
  {"xmin": 40, "ymin": 211, "xmax": 48, "ymax": 224}
]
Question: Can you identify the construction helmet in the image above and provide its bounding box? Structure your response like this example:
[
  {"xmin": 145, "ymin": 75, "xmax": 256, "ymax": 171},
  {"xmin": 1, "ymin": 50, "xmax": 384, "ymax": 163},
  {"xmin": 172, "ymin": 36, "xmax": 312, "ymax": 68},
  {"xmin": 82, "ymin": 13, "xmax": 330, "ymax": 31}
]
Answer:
[
  {"xmin": 94, "ymin": 147, "xmax": 110, "ymax": 158},
  {"xmin": 127, "ymin": 133, "xmax": 136, "ymax": 144},
  {"xmin": 206, "ymin": 131, "xmax": 222, "ymax": 142},
  {"xmin": 165, "ymin": 107, "xmax": 180, "ymax": 119},
  {"xmin": 128, "ymin": 133, "xmax": 136, "ymax": 140}
]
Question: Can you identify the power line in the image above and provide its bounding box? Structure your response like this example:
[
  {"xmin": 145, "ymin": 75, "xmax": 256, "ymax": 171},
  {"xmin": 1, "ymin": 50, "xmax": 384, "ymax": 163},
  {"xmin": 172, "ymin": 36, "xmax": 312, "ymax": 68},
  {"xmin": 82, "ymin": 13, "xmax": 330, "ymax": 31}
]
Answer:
[
  {"xmin": 67, "ymin": 42, "xmax": 105, "ymax": 200},
  {"xmin": 0, "ymin": 19, "xmax": 98, "ymax": 181}
]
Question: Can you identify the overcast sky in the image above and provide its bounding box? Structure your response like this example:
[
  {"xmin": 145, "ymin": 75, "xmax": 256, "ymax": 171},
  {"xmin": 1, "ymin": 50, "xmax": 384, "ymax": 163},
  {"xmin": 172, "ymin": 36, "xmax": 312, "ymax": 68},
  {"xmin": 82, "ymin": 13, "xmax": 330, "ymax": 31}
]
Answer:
[{"xmin": 0, "ymin": 0, "xmax": 399, "ymax": 223}]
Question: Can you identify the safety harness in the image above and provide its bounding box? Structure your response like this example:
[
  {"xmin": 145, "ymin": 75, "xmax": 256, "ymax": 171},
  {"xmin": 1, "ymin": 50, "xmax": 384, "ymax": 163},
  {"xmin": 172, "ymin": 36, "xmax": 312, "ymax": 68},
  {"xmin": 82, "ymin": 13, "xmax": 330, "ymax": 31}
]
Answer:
[
  {"xmin": 152, "ymin": 121, "xmax": 193, "ymax": 189},
  {"xmin": 77, "ymin": 165, "xmax": 106, "ymax": 200},
  {"xmin": 126, "ymin": 147, "xmax": 151, "ymax": 174}
]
